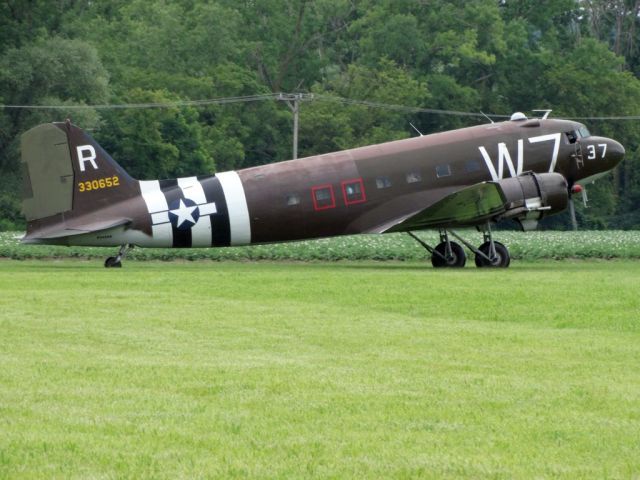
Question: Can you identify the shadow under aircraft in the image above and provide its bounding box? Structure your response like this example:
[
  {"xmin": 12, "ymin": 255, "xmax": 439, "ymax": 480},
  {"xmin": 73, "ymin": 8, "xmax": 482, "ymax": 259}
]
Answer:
[{"xmin": 20, "ymin": 112, "xmax": 624, "ymax": 267}]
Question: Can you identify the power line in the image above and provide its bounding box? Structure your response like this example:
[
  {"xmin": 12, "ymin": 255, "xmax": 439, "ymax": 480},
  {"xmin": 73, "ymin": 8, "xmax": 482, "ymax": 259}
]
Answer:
[
  {"xmin": 0, "ymin": 93, "xmax": 282, "ymax": 110},
  {"xmin": 313, "ymin": 94, "xmax": 511, "ymax": 119},
  {"xmin": 569, "ymin": 115, "xmax": 640, "ymax": 121},
  {"xmin": 0, "ymin": 92, "xmax": 507, "ymax": 118},
  {"xmin": 2, "ymin": 92, "xmax": 640, "ymax": 120}
]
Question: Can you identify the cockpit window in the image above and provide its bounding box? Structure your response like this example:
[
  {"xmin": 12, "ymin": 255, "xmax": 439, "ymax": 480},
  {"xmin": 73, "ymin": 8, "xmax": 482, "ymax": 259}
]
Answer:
[
  {"xmin": 577, "ymin": 125, "xmax": 591, "ymax": 138},
  {"xmin": 565, "ymin": 131, "xmax": 578, "ymax": 144},
  {"xmin": 566, "ymin": 125, "xmax": 591, "ymax": 143}
]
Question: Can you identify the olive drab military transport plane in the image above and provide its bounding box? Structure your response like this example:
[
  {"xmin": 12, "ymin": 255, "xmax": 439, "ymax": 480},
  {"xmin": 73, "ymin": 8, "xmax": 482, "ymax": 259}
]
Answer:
[{"xmin": 20, "ymin": 113, "xmax": 624, "ymax": 268}]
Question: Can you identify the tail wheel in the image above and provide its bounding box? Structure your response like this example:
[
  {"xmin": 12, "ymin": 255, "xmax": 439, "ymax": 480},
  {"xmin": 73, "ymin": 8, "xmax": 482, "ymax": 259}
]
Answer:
[
  {"xmin": 104, "ymin": 257, "xmax": 122, "ymax": 268},
  {"xmin": 432, "ymin": 241, "xmax": 466, "ymax": 268},
  {"xmin": 475, "ymin": 241, "xmax": 510, "ymax": 268}
]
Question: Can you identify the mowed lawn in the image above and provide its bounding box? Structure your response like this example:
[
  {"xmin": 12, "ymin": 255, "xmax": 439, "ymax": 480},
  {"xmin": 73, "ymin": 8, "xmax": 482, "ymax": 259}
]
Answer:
[{"xmin": 1, "ymin": 260, "xmax": 639, "ymax": 479}]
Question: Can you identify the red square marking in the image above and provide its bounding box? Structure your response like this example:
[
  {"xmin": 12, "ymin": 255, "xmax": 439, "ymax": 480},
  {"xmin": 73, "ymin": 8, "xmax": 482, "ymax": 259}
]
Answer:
[
  {"xmin": 341, "ymin": 178, "xmax": 367, "ymax": 205},
  {"xmin": 311, "ymin": 184, "xmax": 336, "ymax": 211}
]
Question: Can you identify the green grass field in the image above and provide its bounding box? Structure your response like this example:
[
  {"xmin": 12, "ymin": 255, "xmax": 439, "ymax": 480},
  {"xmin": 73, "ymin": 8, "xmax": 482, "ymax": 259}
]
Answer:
[{"xmin": 1, "ymin": 260, "xmax": 639, "ymax": 478}]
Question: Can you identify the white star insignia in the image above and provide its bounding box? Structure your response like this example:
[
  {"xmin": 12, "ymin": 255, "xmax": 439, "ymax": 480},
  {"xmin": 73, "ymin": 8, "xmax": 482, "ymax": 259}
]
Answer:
[{"xmin": 170, "ymin": 198, "xmax": 198, "ymax": 228}]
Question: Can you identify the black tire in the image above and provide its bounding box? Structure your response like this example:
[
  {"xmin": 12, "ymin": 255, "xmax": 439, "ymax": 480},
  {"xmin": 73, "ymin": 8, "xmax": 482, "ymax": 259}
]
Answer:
[
  {"xmin": 474, "ymin": 241, "xmax": 510, "ymax": 268},
  {"xmin": 104, "ymin": 257, "xmax": 122, "ymax": 268},
  {"xmin": 431, "ymin": 241, "xmax": 466, "ymax": 268}
]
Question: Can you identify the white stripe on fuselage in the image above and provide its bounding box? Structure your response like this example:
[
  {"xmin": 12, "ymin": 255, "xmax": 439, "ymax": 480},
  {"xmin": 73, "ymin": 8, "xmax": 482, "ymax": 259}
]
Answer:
[
  {"xmin": 177, "ymin": 176, "xmax": 213, "ymax": 247},
  {"xmin": 139, "ymin": 180, "xmax": 173, "ymax": 247},
  {"xmin": 216, "ymin": 171, "xmax": 251, "ymax": 245}
]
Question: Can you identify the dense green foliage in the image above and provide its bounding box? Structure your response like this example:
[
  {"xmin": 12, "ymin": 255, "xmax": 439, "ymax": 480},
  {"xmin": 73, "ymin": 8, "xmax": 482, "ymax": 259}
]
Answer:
[
  {"xmin": 1, "ymin": 260, "xmax": 639, "ymax": 477},
  {"xmin": 2, "ymin": 230, "xmax": 639, "ymax": 261},
  {"xmin": 1, "ymin": 1, "xmax": 640, "ymax": 229}
]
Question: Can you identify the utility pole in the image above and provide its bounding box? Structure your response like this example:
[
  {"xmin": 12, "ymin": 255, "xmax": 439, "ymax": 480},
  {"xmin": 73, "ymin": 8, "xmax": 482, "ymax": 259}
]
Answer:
[{"xmin": 278, "ymin": 93, "xmax": 313, "ymax": 159}]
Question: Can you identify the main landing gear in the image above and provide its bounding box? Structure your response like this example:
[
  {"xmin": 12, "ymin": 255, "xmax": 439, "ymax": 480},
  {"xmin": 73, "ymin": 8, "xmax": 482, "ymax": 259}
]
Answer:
[
  {"xmin": 104, "ymin": 244, "xmax": 133, "ymax": 268},
  {"xmin": 408, "ymin": 224, "xmax": 511, "ymax": 268},
  {"xmin": 408, "ymin": 230, "xmax": 466, "ymax": 267}
]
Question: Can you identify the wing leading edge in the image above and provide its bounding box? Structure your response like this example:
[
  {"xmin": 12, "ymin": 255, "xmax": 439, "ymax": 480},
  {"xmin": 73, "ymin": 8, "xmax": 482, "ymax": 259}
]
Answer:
[
  {"xmin": 384, "ymin": 182, "xmax": 508, "ymax": 233},
  {"xmin": 385, "ymin": 172, "xmax": 569, "ymax": 233}
]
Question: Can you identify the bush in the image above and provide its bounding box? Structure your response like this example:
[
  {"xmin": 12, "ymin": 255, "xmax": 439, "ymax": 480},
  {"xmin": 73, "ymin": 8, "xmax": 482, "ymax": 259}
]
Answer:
[{"xmin": 1, "ymin": 230, "xmax": 640, "ymax": 262}]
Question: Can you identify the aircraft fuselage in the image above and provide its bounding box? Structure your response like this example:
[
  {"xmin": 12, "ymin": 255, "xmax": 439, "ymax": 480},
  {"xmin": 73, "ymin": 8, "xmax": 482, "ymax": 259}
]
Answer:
[
  {"xmin": 20, "ymin": 115, "xmax": 624, "ymax": 269},
  {"xmin": 33, "ymin": 117, "xmax": 620, "ymax": 248}
]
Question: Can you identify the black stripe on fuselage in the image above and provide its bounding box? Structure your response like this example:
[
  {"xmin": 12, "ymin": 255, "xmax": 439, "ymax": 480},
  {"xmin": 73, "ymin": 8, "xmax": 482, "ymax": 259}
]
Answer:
[
  {"xmin": 159, "ymin": 178, "xmax": 192, "ymax": 248},
  {"xmin": 199, "ymin": 175, "xmax": 231, "ymax": 247}
]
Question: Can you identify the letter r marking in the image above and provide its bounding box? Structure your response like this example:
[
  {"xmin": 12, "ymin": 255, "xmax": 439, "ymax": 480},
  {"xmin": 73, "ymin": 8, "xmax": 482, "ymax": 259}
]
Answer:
[{"xmin": 76, "ymin": 145, "xmax": 98, "ymax": 172}]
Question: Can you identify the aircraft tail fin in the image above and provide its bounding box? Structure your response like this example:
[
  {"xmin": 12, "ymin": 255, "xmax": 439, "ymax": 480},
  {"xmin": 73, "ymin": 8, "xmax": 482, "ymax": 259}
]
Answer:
[{"xmin": 21, "ymin": 121, "xmax": 138, "ymax": 237}]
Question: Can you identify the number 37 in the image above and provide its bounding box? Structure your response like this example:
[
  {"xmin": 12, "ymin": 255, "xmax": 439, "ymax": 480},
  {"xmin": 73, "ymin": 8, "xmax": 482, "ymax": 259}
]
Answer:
[{"xmin": 587, "ymin": 144, "xmax": 607, "ymax": 160}]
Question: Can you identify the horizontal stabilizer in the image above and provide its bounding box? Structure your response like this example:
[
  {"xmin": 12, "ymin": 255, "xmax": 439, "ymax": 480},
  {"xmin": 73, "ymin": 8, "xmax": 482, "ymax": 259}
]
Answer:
[
  {"xmin": 22, "ymin": 218, "xmax": 131, "ymax": 242},
  {"xmin": 385, "ymin": 182, "xmax": 507, "ymax": 232}
]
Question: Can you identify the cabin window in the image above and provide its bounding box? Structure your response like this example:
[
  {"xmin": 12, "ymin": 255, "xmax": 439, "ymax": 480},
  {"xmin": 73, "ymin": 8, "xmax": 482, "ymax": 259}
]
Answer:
[
  {"xmin": 436, "ymin": 164, "xmax": 451, "ymax": 178},
  {"xmin": 406, "ymin": 171, "xmax": 422, "ymax": 184},
  {"xmin": 311, "ymin": 184, "xmax": 335, "ymax": 210},
  {"xmin": 376, "ymin": 176, "xmax": 392, "ymax": 189},
  {"xmin": 286, "ymin": 194, "xmax": 300, "ymax": 206},
  {"xmin": 465, "ymin": 160, "xmax": 481, "ymax": 172},
  {"xmin": 342, "ymin": 178, "xmax": 366, "ymax": 205}
]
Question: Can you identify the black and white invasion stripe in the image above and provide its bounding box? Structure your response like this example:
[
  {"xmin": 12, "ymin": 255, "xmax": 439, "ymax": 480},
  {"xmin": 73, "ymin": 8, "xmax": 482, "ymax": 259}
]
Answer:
[{"xmin": 139, "ymin": 171, "xmax": 251, "ymax": 248}]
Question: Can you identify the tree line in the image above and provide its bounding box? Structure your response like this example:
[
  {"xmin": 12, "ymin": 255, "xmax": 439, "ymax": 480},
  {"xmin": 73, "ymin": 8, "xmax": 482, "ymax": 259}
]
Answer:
[{"xmin": 1, "ymin": 0, "xmax": 640, "ymax": 230}]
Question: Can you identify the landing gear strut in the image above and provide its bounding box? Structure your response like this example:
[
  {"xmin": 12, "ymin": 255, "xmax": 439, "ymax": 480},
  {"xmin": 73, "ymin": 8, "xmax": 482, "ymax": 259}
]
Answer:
[
  {"xmin": 408, "ymin": 223, "xmax": 511, "ymax": 268},
  {"xmin": 408, "ymin": 230, "xmax": 466, "ymax": 268},
  {"xmin": 474, "ymin": 225, "xmax": 510, "ymax": 268},
  {"xmin": 104, "ymin": 244, "xmax": 133, "ymax": 268}
]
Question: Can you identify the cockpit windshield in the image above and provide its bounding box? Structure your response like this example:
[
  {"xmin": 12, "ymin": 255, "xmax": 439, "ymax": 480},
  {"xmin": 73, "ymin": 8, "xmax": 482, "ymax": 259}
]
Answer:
[
  {"xmin": 577, "ymin": 125, "xmax": 591, "ymax": 138},
  {"xmin": 565, "ymin": 124, "xmax": 591, "ymax": 144}
]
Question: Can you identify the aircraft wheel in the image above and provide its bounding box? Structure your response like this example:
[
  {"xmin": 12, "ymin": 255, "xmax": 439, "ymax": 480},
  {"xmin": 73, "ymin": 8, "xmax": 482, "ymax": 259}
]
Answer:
[
  {"xmin": 475, "ymin": 241, "xmax": 510, "ymax": 268},
  {"xmin": 104, "ymin": 257, "xmax": 122, "ymax": 268},
  {"xmin": 431, "ymin": 241, "xmax": 466, "ymax": 268}
]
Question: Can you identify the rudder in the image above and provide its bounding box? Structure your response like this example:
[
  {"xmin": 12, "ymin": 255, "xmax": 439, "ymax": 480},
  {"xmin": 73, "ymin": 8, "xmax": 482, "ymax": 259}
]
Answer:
[{"xmin": 21, "ymin": 123, "xmax": 74, "ymax": 221}]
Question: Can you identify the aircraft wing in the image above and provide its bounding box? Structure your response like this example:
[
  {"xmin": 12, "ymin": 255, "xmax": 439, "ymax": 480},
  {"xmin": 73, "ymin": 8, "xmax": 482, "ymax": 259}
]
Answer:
[{"xmin": 384, "ymin": 182, "xmax": 507, "ymax": 232}]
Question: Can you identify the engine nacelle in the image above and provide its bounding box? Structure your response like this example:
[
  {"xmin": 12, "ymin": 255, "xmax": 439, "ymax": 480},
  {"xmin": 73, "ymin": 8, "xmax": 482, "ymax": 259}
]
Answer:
[{"xmin": 497, "ymin": 172, "xmax": 568, "ymax": 230}]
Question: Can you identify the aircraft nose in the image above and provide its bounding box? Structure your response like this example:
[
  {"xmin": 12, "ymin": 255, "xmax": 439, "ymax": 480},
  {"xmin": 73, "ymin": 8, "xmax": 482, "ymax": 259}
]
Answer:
[
  {"xmin": 607, "ymin": 139, "xmax": 625, "ymax": 166},
  {"xmin": 582, "ymin": 136, "xmax": 625, "ymax": 170}
]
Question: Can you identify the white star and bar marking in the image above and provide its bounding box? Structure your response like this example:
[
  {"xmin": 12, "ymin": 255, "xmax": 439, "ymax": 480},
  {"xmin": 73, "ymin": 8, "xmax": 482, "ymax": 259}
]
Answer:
[
  {"xmin": 151, "ymin": 200, "xmax": 216, "ymax": 227},
  {"xmin": 169, "ymin": 198, "xmax": 199, "ymax": 230}
]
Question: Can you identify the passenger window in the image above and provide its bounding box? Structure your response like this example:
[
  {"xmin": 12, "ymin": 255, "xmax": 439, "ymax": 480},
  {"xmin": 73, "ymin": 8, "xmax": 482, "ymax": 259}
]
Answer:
[
  {"xmin": 286, "ymin": 194, "xmax": 300, "ymax": 206},
  {"xmin": 406, "ymin": 172, "xmax": 422, "ymax": 183},
  {"xmin": 465, "ymin": 160, "xmax": 481, "ymax": 172},
  {"xmin": 436, "ymin": 164, "xmax": 451, "ymax": 178},
  {"xmin": 342, "ymin": 178, "xmax": 366, "ymax": 205},
  {"xmin": 311, "ymin": 185, "xmax": 335, "ymax": 210},
  {"xmin": 376, "ymin": 176, "xmax": 392, "ymax": 189}
]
